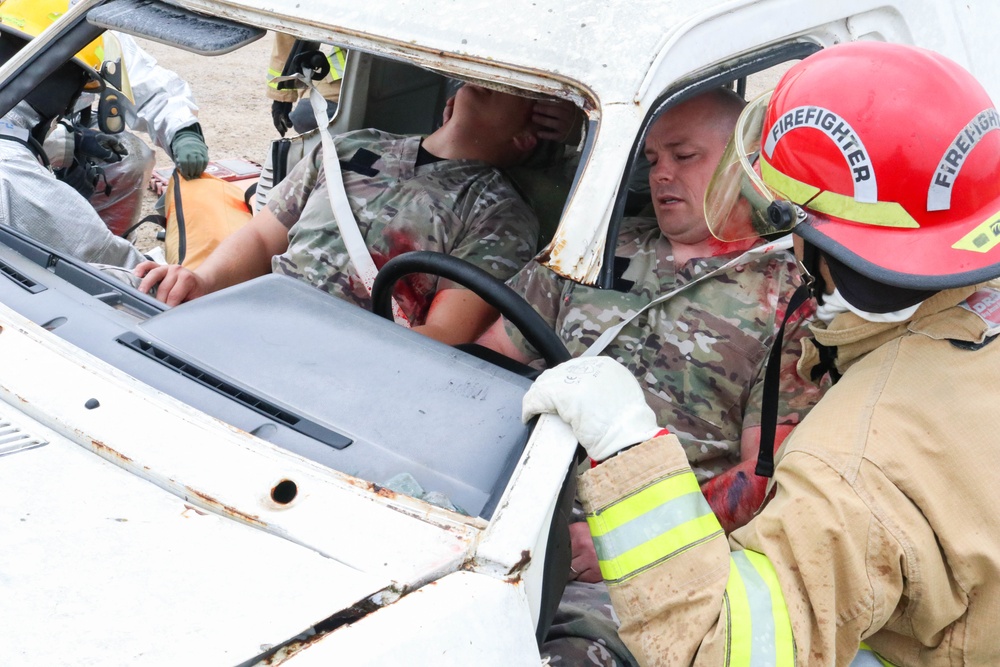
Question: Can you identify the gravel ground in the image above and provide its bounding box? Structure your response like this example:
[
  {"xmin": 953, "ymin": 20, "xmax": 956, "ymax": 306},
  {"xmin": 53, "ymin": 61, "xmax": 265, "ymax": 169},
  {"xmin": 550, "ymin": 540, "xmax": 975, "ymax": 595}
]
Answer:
[{"xmin": 129, "ymin": 33, "xmax": 277, "ymax": 252}]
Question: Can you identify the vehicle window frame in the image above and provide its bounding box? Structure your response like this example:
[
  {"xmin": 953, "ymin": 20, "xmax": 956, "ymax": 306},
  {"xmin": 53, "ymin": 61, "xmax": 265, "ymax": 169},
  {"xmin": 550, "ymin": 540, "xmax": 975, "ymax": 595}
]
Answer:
[{"xmin": 598, "ymin": 40, "xmax": 821, "ymax": 288}]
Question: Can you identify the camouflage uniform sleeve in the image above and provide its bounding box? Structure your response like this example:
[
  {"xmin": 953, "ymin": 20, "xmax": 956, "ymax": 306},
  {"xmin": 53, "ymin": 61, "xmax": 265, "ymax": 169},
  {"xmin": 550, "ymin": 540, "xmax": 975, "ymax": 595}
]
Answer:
[
  {"xmin": 502, "ymin": 258, "xmax": 566, "ymax": 367},
  {"xmin": 445, "ymin": 191, "xmax": 539, "ymax": 285},
  {"xmin": 742, "ymin": 261, "xmax": 826, "ymax": 430},
  {"xmin": 265, "ymin": 143, "xmax": 323, "ymax": 231}
]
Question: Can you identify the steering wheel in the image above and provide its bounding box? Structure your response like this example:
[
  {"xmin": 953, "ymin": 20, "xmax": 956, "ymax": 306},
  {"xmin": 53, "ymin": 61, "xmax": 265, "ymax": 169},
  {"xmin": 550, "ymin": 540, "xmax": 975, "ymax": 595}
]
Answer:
[
  {"xmin": 371, "ymin": 251, "xmax": 571, "ymax": 368},
  {"xmin": 373, "ymin": 251, "xmax": 581, "ymax": 642}
]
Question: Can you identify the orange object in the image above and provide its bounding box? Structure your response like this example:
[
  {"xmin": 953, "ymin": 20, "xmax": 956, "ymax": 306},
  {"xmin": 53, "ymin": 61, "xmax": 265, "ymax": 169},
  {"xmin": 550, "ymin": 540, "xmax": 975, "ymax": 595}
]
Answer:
[{"xmin": 164, "ymin": 172, "xmax": 253, "ymax": 269}]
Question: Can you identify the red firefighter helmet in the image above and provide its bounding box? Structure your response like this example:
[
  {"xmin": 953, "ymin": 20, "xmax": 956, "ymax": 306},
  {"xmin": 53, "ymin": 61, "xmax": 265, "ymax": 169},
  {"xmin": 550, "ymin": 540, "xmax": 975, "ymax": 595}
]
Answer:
[{"xmin": 706, "ymin": 41, "xmax": 1000, "ymax": 290}]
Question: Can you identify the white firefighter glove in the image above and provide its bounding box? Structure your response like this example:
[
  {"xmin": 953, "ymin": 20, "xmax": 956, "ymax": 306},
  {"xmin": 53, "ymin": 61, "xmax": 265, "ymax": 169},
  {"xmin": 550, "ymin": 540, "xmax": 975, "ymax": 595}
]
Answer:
[{"xmin": 522, "ymin": 357, "xmax": 662, "ymax": 462}]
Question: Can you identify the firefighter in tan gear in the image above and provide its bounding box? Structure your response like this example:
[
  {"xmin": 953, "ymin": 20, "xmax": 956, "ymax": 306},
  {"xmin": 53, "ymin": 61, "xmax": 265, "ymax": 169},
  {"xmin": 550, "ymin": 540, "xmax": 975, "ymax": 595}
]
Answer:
[
  {"xmin": 523, "ymin": 41, "xmax": 1000, "ymax": 665},
  {"xmin": 267, "ymin": 32, "xmax": 346, "ymax": 136}
]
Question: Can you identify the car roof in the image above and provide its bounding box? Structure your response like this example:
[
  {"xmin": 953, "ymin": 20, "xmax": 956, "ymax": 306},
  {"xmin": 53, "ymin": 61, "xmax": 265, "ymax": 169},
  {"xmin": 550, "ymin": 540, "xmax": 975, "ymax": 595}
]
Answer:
[
  {"xmin": 180, "ymin": 0, "xmax": 731, "ymax": 106},
  {"xmin": 66, "ymin": 0, "xmax": 1000, "ymax": 283}
]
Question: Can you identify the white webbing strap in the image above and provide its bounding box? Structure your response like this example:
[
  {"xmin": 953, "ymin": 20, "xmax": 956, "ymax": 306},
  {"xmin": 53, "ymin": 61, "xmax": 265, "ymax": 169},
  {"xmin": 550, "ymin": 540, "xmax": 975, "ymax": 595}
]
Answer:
[
  {"xmin": 581, "ymin": 235, "xmax": 794, "ymax": 357},
  {"xmin": 273, "ymin": 70, "xmax": 409, "ymax": 327},
  {"xmin": 306, "ymin": 84, "xmax": 410, "ymax": 327}
]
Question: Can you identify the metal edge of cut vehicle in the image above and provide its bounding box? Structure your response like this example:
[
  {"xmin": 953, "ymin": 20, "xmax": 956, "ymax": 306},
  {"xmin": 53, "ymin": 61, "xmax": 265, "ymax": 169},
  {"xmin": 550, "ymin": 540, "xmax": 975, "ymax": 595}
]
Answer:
[{"xmin": 0, "ymin": 0, "xmax": 999, "ymax": 665}]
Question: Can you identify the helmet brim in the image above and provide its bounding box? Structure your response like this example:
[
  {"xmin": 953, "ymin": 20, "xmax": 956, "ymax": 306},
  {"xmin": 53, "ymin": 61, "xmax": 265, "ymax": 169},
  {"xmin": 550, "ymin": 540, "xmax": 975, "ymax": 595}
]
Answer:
[{"xmin": 794, "ymin": 208, "xmax": 1000, "ymax": 291}]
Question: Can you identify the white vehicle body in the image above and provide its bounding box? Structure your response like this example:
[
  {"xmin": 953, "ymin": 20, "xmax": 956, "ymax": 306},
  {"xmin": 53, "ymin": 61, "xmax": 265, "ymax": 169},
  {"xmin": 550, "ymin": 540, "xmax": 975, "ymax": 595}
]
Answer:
[{"xmin": 0, "ymin": 1, "xmax": 998, "ymax": 665}]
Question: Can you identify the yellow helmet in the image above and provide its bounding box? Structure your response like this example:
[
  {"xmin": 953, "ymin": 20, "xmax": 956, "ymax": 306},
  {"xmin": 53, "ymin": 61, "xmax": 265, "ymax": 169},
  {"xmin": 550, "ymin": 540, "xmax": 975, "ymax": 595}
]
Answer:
[
  {"xmin": 0, "ymin": 0, "xmax": 103, "ymax": 69},
  {"xmin": 0, "ymin": 0, "xmax": 132, "ymax": 132}
]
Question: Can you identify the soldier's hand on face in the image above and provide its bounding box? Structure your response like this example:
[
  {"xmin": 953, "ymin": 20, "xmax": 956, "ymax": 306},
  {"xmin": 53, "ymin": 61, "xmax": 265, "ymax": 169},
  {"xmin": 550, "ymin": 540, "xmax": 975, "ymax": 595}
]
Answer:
[
  {"xmin": 441, "ymin": 96, "xmax": 455, "ymax": 126},
  {"xmin": 569, "ymin": 522, "xmax": 603, "ymax": 583},
  {"xmin": 522, "ymin": 357, "xmax": 662, "ymax": 462},
  {"xmin": 134, "ymin": 261, "xmax": 209, "ymax": 307},
  {"xmin": 532, "ymin": 99, "xmax": 583, "ymax": 144}
]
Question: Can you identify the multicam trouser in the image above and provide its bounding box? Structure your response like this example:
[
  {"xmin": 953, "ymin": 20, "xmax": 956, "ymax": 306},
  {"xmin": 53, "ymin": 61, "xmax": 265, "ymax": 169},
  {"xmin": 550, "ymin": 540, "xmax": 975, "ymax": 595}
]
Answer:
[{"xmin": 541, "ymin": 581, "xmax": 638, "ymax": 667}]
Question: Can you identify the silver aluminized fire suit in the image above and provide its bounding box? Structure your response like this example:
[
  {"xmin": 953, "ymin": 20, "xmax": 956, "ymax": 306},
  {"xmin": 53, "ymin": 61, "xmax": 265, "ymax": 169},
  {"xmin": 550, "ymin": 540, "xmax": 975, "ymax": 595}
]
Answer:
[
  {"xmin": 0, "ymin": 103, "xmax": 145, "ymax": 267},
  {"xmin": 90, "ymin": 33, "xmax": 200, "ymax": 235}
]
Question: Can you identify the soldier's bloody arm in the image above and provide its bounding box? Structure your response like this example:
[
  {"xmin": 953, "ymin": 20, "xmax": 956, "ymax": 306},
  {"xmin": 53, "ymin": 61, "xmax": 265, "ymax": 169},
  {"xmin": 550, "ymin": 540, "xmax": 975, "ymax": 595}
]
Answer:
[{"xmin": 700, "ymin": 423, "xmax": 794, "ymax": 533}]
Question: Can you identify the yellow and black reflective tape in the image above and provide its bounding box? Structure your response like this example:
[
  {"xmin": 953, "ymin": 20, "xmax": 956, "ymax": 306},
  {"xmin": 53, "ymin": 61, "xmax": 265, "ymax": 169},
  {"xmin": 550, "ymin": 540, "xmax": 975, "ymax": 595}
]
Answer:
[
  {"xmin": 328, "ymin": 47, "xmax": 347, "ymax": 81},
  {"xmin": 952, "ymin": 207, "xmax": 1000, "ymax": 253},
  {"xmin": 266, "ymin": 67, "xmax": 283, "ymax": 89},
  {"xmin": 587, "ymin": 470, "xmax": 723, "ymax": 583},
  {"xmin": 723, "ymin": 550, "xmax": 795, "ymax": 666},
  {"xmin": 268, "ymin": 47, "xmax": 346, "ymax": 88}
]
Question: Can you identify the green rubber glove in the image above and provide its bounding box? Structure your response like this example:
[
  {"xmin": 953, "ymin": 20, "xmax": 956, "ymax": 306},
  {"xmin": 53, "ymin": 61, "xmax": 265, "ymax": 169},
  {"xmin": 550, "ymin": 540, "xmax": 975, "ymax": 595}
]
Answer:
[{"xmin": 170, "ymin": 124, "xmax": 209, "ymax": 179}]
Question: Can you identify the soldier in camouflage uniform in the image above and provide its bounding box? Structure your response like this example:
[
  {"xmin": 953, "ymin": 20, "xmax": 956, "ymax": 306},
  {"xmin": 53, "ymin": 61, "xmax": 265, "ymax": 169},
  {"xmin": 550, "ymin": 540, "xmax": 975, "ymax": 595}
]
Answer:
[
  {"xmin": 517, "ymin": 217, "xmax": 820, "ymax": 667},
  {"xmin": 507, "ymin": 216, "xmax": 817, "ymax": 483},
  {"xmin": 136, "ymin": 84, "xmax": 542, "ymax": 345},
  {"xmin": 269, "ymin": 127, "xmax": 537, "ymax": 325},
  {"xmin": 483, "ymin": 88, "xmax": 825, "ymax": 666}
]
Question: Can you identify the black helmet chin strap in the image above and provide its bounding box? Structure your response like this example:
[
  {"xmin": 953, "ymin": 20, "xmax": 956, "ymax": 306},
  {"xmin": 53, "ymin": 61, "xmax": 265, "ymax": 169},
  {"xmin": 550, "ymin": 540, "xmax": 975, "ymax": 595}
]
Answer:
[
  {"xmin": 754, "ymin": 282, "xmax": 812, "ymax": 477},
  {"xmin": 756, "ymin": 239, "xmax": 846, "ymax": 478}
]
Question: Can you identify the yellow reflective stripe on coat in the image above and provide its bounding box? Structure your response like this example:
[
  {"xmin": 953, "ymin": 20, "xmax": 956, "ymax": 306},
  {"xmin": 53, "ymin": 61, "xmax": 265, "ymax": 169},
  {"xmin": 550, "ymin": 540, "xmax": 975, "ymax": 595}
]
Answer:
[
  {"xmin": 266, "ymin": 48, "xmax": 346, "ymax": 89},
  {"xmin": 327, "ymin": 47, "xmax": 347, "ymax": 81},
  {"xmin": 586, "ymin": 470, "xmax": 723, "ymax": 583},
  {"xmin": 266, "ymin": 66, "xmax": 283, "ymax": 90},
  {"xmin": 851, "ymin": 643, "xmax": 897, "ymax": 666},
  {"xmin": 723, "ymin": 550, "xmax": 795, "ymax": 666}
]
